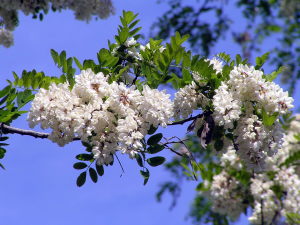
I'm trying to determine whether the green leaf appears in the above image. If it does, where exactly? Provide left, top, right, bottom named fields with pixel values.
left=73, top=57, right=83, bottom=70
left=263, top=66, right=285, bottom=82
left=147, top=144, right=164, bottom=154
left=140, top=168, right=150, bottom=185
left=0, top=163, right=5, bottom=170
left=0, top=137, right=9, bottom=141
left=261, top=109, right=279, bottom=127
left=147, top=156, right=166, bottom=167
left=121, top=11, right=137, bottom=26
left=50, top=49, right=59, bottom=65
left=280, top=150, right=300, bottom=167
left=214, top=139, right=224, bottom=152
left=255, top=52, right=270, bottom=69
left=217, top=52, right=231, bottom=63
left=147, top=125, right=158, bottom=135
left=96, top=164, right=104, bottom=176
left=147, top=133, right=163, bottom=146
left=235, top=54, right=242, bottom=65
left=76, top=171, right=86, bottom=187
left=135, top=154, right=144, bottom=167
left=0, top=147, right=6, bottom=159
left=0, top=85, right=11, bottom=98
left=89, top=168, right=98, bottom=183
left=60, top=50, right=67, bottom=67
left=73, top=162, right=87, bottom=170
left=286, top=212, right=300, bottom=224
left=76, top=154, right=93, bottom=161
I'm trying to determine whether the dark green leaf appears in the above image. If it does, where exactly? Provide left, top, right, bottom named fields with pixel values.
left=140, top=168, right=150, bottom=185
left=0, top=148, right=6, bottom=159
left=73, top=162, right=87, bottom=170
left=135, top=154, right=143, bottom=167
left=76, top=154, right=93, bottom=161
left=147, top=125, right=158, bottom=135
left=147, top=133, right=163, bottom=146
left=76, top=171, right=86, bottom=187
left=147, top=144, right=165, bottom=154
left=0, top=85, right=11, bottom=98
left=89, top=168, right=98, bottom=183
left=96, top=164, right=104, bottom=176
left=0, top=163, right=5, bottom=170
left=147, top=156, right=166, bottom=167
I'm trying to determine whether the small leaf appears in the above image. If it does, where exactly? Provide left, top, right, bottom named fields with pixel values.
left=262, top=108, right=279, bottom=127
left=76, top=171, right=86, bottom=187
left=147, top=125, right=157, bottom=135
left=96, top=164, right=104, bottom=176
left=50, top=49, right=59, bottom=65
left=76, top=154, right=93, bottom=161
left=135, top=154, right=143, bottom=167
left=147, top=144, right=164, bottom=154
left=147, top=133, right=163, bottom=146
left=0, top=148, right=6, bottom=159
left=89, top=168, right=98, bottom=183
left=147, top=156, right=165, bottom=167
left=140, top=169, right=150, bottom=185
left=73, top=162, right=87, bottom=170
left=0, top=163, right=5, bottom=170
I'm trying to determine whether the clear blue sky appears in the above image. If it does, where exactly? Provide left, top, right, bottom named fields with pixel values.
left=0, top=1, right=298, bottom=225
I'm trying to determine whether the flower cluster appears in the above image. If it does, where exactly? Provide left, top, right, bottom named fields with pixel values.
left=28, top=69, right=173, bottom=165
left=204, top=170, right=247, bottom=220
left=0, top=0, right=114, bottom=47
left=201, top=116, right=300, bottom=224
left=0, top=28, right=13, bottom=47
left=173, top=58, right=222, bottom=120
left=213, top=64, right=293, bottom=170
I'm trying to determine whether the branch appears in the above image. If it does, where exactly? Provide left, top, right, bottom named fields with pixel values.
left=0, top=123, right=80, bottom=140
left=168, top=114, right=200, bottom=126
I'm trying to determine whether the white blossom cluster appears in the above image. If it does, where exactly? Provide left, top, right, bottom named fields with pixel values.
left=213, top=64, right=293, bottom=170
left=249, top=167, right=300, bottom=224
left=249, top=174, right=280, bottom=224
left=28, top=69, right=173, bottom=165
left=201, top=116, right=300, bottom=224
left=173, top=82, right=208, bottom=120
left=173, top=58, right=222, bottom=120
left=0, top=28, right=13, bottom=47
left=0, top=0, right=114, bottom=47
left=204, top=170, right=247, bottom=220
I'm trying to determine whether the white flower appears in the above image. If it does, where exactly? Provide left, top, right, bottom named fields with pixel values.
left=0, top=28, right=13, bottom=47
left=28, top=69, right=174, bottom=165
left=174, top=82, right=208, bottom=119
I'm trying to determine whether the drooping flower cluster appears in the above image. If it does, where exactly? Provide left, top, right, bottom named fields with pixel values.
left=28, top=69, right=173, bottom=165
left=213, top=64, right=293, bottom=170
left=173, top=58, right=222, bottom=120
left=173, top=82, right=208, bottom=120
left=201, top=116, right=300, bottom=224
left=204, top=170, right=247, bottom=220
left=0, top=0, right=114, bottom=47
left=0, top=28, right=13, bottom=47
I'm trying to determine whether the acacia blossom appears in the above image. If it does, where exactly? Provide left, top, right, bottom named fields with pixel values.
left=28, top=69, right=173, bottom=165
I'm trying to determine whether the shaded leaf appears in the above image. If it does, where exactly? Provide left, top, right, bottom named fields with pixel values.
left=147, top=156, right=166, bottom=167
left=76, top=171, right=86, bottom=187
left=89, top=168, right=98, bottom=183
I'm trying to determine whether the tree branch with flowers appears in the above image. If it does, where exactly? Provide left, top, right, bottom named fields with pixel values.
left=1, top=11, right=299, bottom=225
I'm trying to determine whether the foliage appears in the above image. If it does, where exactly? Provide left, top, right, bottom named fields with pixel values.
left=0, top=9, right=298, bottom=225
left=152, top=0, right=300, bottom=95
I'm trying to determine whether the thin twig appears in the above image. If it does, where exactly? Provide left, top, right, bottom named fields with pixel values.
left=115, top=153, right=125, bottom=177
left=168, top=115, right=200, bottom=126
left=0, top=123, right=80, bottom=140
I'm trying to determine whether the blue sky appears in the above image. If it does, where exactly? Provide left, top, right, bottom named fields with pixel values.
left=0, top=1, right=298, bottom=225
